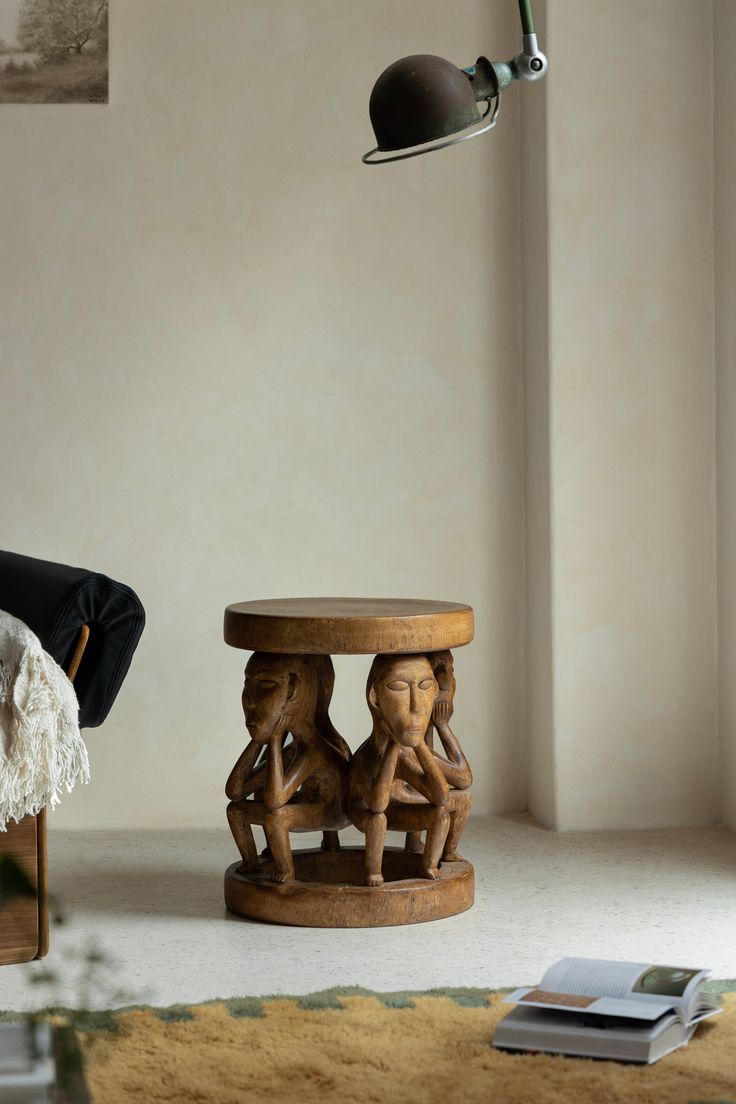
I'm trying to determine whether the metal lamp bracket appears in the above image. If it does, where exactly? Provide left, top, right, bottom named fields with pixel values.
left=513, top=33, right=549, bottom=81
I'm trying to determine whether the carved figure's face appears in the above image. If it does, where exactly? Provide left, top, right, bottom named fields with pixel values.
left=432, top=651, right=456, bottom=722
left=369, top=655, right=437, bottom=748
left=242, top=655, right=297, bottom=744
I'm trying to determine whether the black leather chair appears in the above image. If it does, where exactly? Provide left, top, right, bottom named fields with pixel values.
left=0, top=550, right=145, bottom=965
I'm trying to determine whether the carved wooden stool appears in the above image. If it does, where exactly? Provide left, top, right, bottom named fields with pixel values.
left=223, top=598, right=474, bottom=928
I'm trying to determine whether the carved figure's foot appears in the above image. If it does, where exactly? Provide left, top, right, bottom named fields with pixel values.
left=238, top=859, right=260, bottom=874
left=442, top=850, right=464, bottom=862
left=366, top=873, right=384, bottom=887
left=404, top=835, right=424, bottom=855
left=269, top=869, right=294, bottom=884
left=421, top=867, right=441, bottom=881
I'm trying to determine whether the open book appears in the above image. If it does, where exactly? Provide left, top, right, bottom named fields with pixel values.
left=493, top=958, right=721, bottom=1064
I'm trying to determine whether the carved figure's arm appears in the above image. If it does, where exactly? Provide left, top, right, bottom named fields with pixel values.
left=433, top=721, right=473, bottom=790
left=395, top=750, right=427, bottom=794
left=367, top=740, right=401, bottom=814
left=264, top=733, right=317, bottom=808
left=225, top=741, right=264, bottom=801
left=413, top=739, right=450, bottom=806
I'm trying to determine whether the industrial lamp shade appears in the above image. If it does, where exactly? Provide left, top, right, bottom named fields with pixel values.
left=362, top=1, right=548, bottom=164
left=368, top=54, right=483, bottom=153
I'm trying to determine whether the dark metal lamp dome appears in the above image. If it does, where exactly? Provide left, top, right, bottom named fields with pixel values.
left=363, top=0, right=548, bottom=164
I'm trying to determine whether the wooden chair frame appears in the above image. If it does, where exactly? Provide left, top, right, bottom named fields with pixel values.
left=1, top=624, right=90, bottom=964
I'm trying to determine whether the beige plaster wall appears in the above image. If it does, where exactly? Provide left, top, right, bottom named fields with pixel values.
left=526, top=0, right=719, bottom=829
left=0, top=1, right=527, bottom=829
left=715, top=0, right=736, bottom=830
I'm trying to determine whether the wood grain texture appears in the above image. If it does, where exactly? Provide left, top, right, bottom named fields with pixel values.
left=224, top=598, right=474, bottom=655
left=224, top=848, right=474, bottom=927
left=35, top=806, right=49, bottom=959
left=0, top=815, right=39, bottom=965
left=66, top=624, right=90, bottom=682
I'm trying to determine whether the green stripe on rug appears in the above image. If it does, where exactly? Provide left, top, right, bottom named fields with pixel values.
left=0, top=985, right=509, bottom=1029
left=3, top=986, right=736, bottom=1104
left=2, top=980, right=733, bottom=1031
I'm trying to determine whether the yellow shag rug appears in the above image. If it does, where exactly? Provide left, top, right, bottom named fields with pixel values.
left=78, top=987, right=736, bottom=1104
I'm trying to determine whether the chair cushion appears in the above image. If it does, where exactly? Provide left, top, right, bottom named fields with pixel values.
left=0, top=550, right=145, bottom=729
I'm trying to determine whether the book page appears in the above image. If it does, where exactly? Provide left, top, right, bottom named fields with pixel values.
left=503, top=988, right=674, bottom=1021
left=538, top=958, right=707, bottom=1016
left=629, top=963, right=708, bottom=1019
left=541, top=959, right=651, bottom=1000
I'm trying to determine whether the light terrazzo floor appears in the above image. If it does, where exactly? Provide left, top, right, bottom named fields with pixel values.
left=2, top=816, right=736, bottom=1011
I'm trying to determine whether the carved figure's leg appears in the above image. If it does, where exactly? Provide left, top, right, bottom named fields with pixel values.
left=266, top=801, right=339, bottom=882
left=264, top=806, right=295, bottom=883
left=422, top=807, right=451, bottom=880
left=227, top=801, right=260, bottom=871
left=364, top=811, right=387, bottom=887
left=404, top=831, right=424, bottom=854
left=264, top=807, right=295, bottom=883
left=443, top=790, right=472, bottom=861
left=321, top=830, right=341, bottom=852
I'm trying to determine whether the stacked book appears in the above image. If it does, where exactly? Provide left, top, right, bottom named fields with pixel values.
left=493, top=957, right=720, bottom=1064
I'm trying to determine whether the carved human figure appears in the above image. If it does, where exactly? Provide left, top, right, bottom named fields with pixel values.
left=226, top=653, right=349, bottom=883
left=348, top=653, right=450, bottom=886
left=402, top=650, right=472, bottom=861
left=257, top=654, right=350, bottom=860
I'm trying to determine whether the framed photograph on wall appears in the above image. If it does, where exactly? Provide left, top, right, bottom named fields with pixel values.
left=0, top=0, right=108, bottom=103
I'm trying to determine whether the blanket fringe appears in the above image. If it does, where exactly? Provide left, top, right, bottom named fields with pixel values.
left=0, top=612, right=89, bottom=832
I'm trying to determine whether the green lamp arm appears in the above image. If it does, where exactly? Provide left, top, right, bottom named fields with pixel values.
left=518, top=0, right=535, bottom=36
left=463, top=0, right=547, bottom=100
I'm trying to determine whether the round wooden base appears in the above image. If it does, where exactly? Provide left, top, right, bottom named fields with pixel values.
left=224, top=847, right=474, bottom=928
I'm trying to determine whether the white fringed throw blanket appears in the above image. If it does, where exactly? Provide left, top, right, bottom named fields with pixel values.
left=0, top=610, right=89, bottom=831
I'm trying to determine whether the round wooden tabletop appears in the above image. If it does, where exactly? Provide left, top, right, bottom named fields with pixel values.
left=223, top=597, right=474, bottom=655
